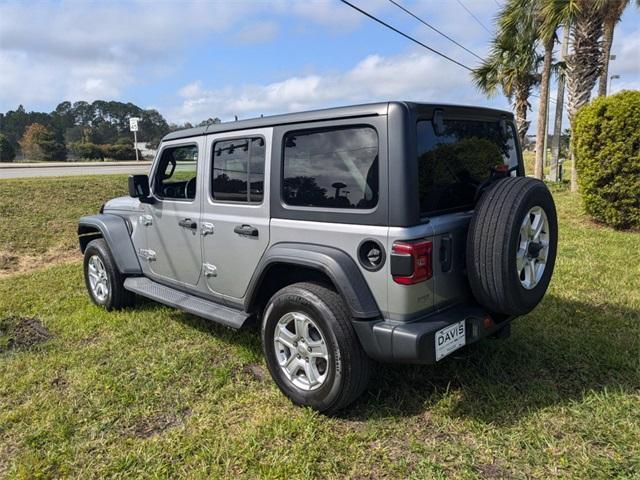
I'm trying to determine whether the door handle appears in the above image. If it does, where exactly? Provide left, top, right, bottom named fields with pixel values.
left=234, top=224, right=259, bottom=237
left=178, top=218, right=197, bottom=230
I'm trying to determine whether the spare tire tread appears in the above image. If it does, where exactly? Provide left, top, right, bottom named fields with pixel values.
left=467, top=177, right=557, bottom=316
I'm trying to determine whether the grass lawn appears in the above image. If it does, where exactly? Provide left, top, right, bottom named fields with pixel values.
left=0, top=175, right=127, bottom=274
left=0, top=176, right=639, bottom=478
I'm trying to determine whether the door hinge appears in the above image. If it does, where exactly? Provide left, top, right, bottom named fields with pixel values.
left=139, top=215, right=153, bottom=226
left=138, top=248, right=156, bottom=261
left=201, top=222, right=214, bottom=236
left=203, top=263, right=217, bottom=278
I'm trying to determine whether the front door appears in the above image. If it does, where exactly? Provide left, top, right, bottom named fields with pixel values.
left=143, top=139, right=204, bottom=287
left=200, top=129, right=271, bottom=301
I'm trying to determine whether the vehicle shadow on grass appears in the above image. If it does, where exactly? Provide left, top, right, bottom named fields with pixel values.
left=345, top=295, right=640, bottom=424
left=138, top=294, right=639, bottom=425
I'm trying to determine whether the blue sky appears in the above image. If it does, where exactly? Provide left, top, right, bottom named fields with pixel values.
left=1, top=0, right=638, bottom=130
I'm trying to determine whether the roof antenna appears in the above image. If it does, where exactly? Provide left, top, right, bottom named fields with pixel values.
left=260, top=114, right=264, bottom=118
left=234, top=115, right=238, bottom=121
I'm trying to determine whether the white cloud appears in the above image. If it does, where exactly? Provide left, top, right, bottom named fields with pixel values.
left=170, top=50, right=488, bottom=123
left=0, top=50, right=132, bottom=106
left=611, top=29, right=640, bottom=76
left=0, top=0, right=339, bottom=109
left=232, top=21, right=279, bottom=45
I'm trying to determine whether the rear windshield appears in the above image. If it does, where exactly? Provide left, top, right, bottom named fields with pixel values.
left=417, top=119, right=519, bottom=215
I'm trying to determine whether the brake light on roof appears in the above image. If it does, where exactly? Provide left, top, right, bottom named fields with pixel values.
left=391, top=240, right=433, bottom=285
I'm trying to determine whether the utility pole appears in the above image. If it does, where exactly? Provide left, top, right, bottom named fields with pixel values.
left=609, top=74, right=621, bottom=94
left=549, top=25, right=569, bottom=183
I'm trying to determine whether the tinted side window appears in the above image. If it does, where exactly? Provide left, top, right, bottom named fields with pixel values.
left=417, top=119, right=518, bottom=215
left=283, top=127, right=378, bottom=209
left=212, top=137, right=265, bottom=203
left=155, top=145, right=198, bottom=200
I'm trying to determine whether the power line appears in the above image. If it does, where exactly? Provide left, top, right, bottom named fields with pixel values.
left=339, top=0, right=473, bottom=71
left=340, top=0, right=562, bottom=108
left=387, top=0, right=484, bottom=61
left=455, top=0, right=492, bottom=34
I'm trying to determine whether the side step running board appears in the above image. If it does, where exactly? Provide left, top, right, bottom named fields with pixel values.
left=124, top=277, right=249, bottom=329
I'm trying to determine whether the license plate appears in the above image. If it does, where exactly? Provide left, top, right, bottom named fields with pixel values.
left=435, top=320, right=466, bottom=361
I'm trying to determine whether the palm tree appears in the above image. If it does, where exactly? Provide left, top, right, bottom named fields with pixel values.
left=473, top=0, right=541, bottom=147
left=497, top=0, right=554, bottom=180
left=598, top=0, right=635, bottom=96
left=540, top=0, right=608, bottom=190
left=533, top=2, right=557, bottom=180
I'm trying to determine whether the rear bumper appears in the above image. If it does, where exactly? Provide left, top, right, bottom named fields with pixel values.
left=352, top=304, right=514, bottom=364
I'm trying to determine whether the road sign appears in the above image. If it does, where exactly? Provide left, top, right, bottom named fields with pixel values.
left=129, top=117, right=140, bottom=161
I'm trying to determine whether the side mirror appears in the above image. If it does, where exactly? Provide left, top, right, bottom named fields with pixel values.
left=128, top=174, right=154, bottom=203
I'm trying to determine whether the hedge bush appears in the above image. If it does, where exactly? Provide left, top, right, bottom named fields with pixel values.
left=69, top=142, right=104, bottom=160
left=574, top=90, right=640, bottom=229
left=68, top=142, right=140, bottom=161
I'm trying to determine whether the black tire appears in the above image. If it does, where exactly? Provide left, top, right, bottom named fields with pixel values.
left=467, top=177, right=558, bottom=316
left=261, top=282, right=372, bottom=414
left=83, top=238, right=135, bottom=311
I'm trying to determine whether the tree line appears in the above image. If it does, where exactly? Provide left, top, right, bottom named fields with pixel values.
left=0, top=100, right=220, bottom=162
left=473, top=0, right=637, bottom=191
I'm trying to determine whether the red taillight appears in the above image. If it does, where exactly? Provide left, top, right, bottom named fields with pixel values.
left=391, top=240, right=433, bottom=285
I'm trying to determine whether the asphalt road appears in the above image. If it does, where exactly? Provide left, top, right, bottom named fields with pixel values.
left=0, top=162, right=152, bottom=179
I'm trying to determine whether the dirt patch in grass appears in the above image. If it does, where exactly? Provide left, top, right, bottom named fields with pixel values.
left=129, top=408, right=192, bottom=439
left=475, top=461, right=512, bottom=479
left=0, top=247, right=80, bottom=278
left=241, top=363, right=267, bottom=382
left=0, top=316, right=53, bottom=352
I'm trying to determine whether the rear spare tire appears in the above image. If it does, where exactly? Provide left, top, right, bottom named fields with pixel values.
left=467, top=177, right=557, bottom=316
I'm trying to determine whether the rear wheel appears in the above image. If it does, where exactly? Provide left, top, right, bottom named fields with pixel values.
left=83, top=238, right=134, bottom=310
left=262, top=282, right=371, bottom=414
left=467, top=177, right=558, bottom=315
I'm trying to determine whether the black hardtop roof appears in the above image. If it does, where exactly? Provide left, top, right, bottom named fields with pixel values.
left=162, top=101, right=513, bottom=142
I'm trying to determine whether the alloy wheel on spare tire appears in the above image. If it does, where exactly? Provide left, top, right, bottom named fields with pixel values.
left=466, top=177, right=558, bottom=316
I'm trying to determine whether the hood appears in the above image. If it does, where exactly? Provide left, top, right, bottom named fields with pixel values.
left=103, top=196, right=142, bottom=213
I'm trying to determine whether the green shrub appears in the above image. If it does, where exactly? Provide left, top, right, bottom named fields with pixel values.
left=69, top=142, right=104, bottom=160
left=574, top=90, right=640, bottom=229
left=39, top=140, right=67, bottom=161
left=102, top=143, right=137, bottom=160
left=69, top=142, right=139, bottom=161
left=0, top=134, right=16, bottom=162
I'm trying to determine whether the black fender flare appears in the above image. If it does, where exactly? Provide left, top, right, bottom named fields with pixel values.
left=78, top=214, right=142, bottom=275
left=245, top=242, right=381, bottom=319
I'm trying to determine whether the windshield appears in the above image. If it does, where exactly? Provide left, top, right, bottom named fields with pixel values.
left=417, top=118, right=519, bottom=216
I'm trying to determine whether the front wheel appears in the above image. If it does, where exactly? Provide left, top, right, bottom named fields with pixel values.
left=83, top=238, right=134, bottom=311
left=261, top=282, right=372, bottom=414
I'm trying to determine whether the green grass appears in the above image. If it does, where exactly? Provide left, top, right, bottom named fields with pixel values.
left=0, top=175, right=128, bottom=257
left=0, top=180, right=639, bottom=478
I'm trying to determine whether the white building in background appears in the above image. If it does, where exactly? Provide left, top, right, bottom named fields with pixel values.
left=135, top=142, right=157, bottom=159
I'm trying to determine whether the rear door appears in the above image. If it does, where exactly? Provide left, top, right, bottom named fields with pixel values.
left=200, top=128, right=271, bottom=301
left=143, top=139, right=204, bottom=286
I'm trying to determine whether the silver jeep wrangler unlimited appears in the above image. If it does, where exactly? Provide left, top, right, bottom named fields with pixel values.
left=79, top=102, right=557, bottom=413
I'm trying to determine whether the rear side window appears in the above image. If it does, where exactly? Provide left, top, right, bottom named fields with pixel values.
left=417, top=119, right=518, bottom=215
left=212, top=137, right=265, bottom=203
left=283, top=126, right=378, bottom=209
